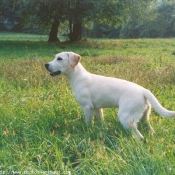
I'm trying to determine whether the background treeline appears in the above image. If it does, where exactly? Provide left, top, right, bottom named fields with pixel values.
left=86, top=1, right=175, bottom=39
left=0, top=0, right=175, bottom=41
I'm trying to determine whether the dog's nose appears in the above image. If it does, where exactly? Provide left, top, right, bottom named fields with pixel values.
left=45, top=63, right=49, bottom=70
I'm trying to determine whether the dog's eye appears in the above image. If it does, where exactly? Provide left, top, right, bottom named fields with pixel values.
left=57, top=57, right=62, bottom=61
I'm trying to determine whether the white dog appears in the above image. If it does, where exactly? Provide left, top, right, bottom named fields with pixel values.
left=45, top=51, right=175, bottom=139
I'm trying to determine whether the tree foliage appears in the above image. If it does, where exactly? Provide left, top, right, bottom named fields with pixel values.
left=0, top=0, right=28, bottom=30
left=1, top=0, right=148, bottom=41
left=120, top=0, right=175, bottom=38
left=1, top=0, right=174, bottom=40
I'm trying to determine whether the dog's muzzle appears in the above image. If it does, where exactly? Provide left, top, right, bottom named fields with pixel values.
left=45, top=63, right=61, bottom=76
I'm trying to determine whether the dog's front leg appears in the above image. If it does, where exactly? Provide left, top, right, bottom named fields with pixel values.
left=82, top=106, right=94, bottom=124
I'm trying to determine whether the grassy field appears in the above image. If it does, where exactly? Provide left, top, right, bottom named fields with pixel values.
left=0, top=32, right=175, bottom=174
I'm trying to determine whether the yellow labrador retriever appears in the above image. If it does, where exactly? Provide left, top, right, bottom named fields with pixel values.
left=45, top=52, right=175, bottom=139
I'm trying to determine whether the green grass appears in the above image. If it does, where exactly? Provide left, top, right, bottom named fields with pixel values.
left=0, top=32, right=175, bottom=174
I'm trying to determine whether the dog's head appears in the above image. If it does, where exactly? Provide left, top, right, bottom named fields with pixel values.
left=45, top=52, right=81, bottom=76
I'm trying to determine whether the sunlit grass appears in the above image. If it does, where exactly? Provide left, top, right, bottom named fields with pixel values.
left=0, top=31, right=48, bottom=41
left=0, top=32, right=175, bottom=174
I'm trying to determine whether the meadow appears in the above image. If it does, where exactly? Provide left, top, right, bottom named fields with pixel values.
left=0, top=32, right=175, bottom=175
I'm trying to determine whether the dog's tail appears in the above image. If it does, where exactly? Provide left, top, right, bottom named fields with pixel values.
left=143, top=89, right=175, bottom=118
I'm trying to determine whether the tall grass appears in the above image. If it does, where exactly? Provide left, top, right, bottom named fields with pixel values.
left=0, top=32, right=175, bottom=174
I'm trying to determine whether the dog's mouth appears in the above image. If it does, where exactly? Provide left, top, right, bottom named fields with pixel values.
left=50, top=71, right=61, bottom=76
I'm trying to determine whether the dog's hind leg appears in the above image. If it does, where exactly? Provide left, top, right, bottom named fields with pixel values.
left=95, top=108, right=104, bottom=121
left=142, top=101, right=155, bottom=135
left=130, top=122, right=144, bottom=140
left=118, top=109, right=144, bottom=139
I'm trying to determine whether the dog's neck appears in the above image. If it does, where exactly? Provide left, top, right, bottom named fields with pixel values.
left=65, top=62, right=88, bottom=88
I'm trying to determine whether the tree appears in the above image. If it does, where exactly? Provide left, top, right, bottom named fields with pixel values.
left=27, top=0, right=87, bottom=42
left=28, top=0, right=134, bottom=42
left=68, top=0, right=85, bottom=41
left=0, top=0, right=154, bottom=41
left=120, top=1, right=158, bottom=38
left=27, top=0, right=68, bottom=42
left=0, top=0, right=28, bottom=31
left=119, top=0, right=175, bottom=38
left=68, top=0, right=133, bottom=41
left=28, top=0, right=150, bottom=42
left=156, top=1, right=175, bottom=37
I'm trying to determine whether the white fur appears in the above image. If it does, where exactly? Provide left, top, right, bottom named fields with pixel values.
left=45, top=52, right=175, bottom=139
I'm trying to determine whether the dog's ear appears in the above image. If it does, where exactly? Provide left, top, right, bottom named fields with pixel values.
left=68, top=52, right=81, bottom=68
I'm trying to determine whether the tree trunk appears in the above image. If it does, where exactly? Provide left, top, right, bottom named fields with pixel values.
left=69, top=21, right=82, bottom=42
left=68, top=0, right=82, bottom=42
left=48, top=20, right=60, bottom=42
left=73, top=22, right=82, bottom=41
